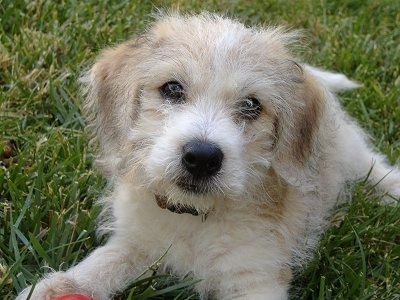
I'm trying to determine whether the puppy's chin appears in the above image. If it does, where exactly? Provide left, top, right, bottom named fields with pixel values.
left=176, top=180, right=208, bottom=195
left=153, top=180, right=221, bottom=214
left=175, top=175, right=219, bottom=195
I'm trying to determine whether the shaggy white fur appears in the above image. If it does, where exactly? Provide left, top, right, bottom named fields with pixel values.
left=17, top=13, right=400, bottom=300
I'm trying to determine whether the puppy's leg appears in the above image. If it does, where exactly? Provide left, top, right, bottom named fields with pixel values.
left=214, top=271, right=289, bottom=300
left=202, top=249, right=292, bottom=300
left=337, top=121, right=400, bottom=203
left=222, top=283, right=288, bottom=300
left=17, top=241, right=146, bottom=300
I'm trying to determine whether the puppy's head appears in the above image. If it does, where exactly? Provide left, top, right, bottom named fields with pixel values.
left=82, top=13, right=326, bottom=212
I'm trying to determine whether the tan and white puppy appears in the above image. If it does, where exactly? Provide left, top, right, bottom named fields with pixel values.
left=18, top=13, right=400, bottom=300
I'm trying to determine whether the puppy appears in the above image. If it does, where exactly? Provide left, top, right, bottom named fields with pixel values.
left=17, top=13, right=400, bottom=300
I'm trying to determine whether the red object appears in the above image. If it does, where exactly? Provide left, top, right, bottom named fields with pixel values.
left=53, top=294, right=94, bottom=300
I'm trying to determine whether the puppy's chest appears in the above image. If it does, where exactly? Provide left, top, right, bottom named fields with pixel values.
left=135, top=207, right=282, bottom=265
left=117, top=196, right=296, bottom=273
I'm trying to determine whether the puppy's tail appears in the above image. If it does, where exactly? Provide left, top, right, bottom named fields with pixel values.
left=304, top=65, right=360, bottom=93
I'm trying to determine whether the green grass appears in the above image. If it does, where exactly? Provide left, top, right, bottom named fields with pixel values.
left=1, top=0, right=399, bottom=299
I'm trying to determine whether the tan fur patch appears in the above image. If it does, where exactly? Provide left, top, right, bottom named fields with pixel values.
left=278, top=266, right=293, bottom=285
left=293, top=74, right=324, bottom=162
left=257, top=167, right=290, bottom=220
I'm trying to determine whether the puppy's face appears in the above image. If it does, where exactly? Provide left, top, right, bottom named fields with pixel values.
left=83, top=14, right=324, bottom=212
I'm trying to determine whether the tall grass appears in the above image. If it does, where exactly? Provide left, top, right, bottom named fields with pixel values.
left=1, top=0, right=399, bottom=299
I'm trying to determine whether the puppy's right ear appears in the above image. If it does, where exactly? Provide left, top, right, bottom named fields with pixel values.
left=80, top=38, right=149, bottom=176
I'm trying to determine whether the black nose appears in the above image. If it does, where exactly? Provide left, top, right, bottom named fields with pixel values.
left=182, top=140, right=224, bottom=178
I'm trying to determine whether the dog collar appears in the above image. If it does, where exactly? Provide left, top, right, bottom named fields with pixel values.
left=155, top=194, right=208, bottom=221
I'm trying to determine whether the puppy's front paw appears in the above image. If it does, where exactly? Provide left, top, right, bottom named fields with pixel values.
left=16, top=272, right=91, bottom=300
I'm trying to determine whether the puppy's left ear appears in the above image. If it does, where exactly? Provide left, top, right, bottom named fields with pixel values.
left=272, top=63, right=327, bottom=180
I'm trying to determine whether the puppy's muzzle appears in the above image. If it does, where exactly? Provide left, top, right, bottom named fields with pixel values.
left=182, top=140, right=224, bottom=179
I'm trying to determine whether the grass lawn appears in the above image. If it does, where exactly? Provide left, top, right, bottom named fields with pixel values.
left=1, top=0, right=399, bottom=299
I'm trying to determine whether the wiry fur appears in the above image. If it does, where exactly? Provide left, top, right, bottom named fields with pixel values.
left=18, top=13, right=400, bottom=300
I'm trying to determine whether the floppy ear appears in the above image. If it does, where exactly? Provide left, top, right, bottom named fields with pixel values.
left=272, top=63, right=327, bottom=182
left=81, top=38, right=149, bottom=176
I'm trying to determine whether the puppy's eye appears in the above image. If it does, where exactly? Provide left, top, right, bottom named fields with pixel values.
left=238, top=97, right=262, bottom=120
left=159, top=81, right=185, bottom=103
